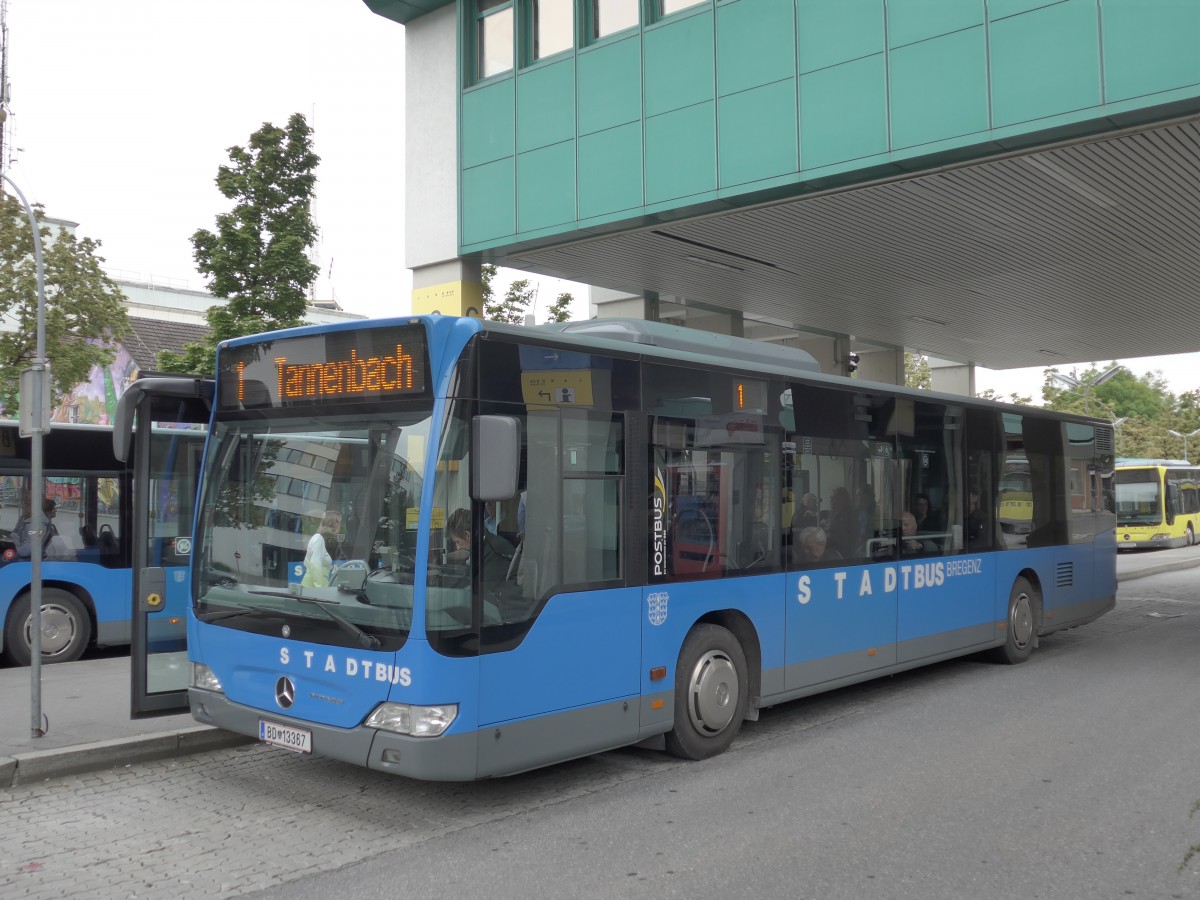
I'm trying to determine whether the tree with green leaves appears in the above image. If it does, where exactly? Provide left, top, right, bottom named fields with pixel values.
left=904, top=352, right=931, bottom=390
left=0, top=194, right=129, bottom=414
left=159, top=113, right=320, bottom=375
left=482, top=264, right=575, bottom=324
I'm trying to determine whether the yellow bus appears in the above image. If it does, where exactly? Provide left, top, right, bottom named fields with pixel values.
left=1114, top=460, right=1200, bottom=549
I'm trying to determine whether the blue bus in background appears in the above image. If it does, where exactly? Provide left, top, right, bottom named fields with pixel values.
left=117, top=315, right=1117, bottom=777
left=0, top=421, right=202, bottom=670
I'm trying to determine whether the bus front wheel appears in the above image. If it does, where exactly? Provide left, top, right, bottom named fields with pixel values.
left=991, top=577, right=1038, bottom=665
left=665, top=624, right=749, bottom=760
left=4, top=590, right=92, bottom=666
left=1187, top=524, right=1195, bottom=547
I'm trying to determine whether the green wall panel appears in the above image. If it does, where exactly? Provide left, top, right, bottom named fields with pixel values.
left=716, top=0, right=795, bottom=97
left=461, top=158, right=516, bottom=245
left=461, top=80, right=515, bottom=170
left=646, top=102, right=717, bottom=203
left=1103, top=0, right=1200, bottom=103
left=796, top=0, right=884, bottom=75
left=455, top=0, right=1200, bottom=254
left=800, top=53, right=887, bottom=168
left=887, top=0, right=983, bottom=48
left=517, top=60, right=576, bottom=153
left=518, top=142, right=576, bottom=231
left=719, top=79, right=799, bottom=185
left=889, top=27, right=989, bottom=149
left=644, top=12, right=716, bottom=117
left=991, top=0, right=1101, bottom=128
left=988, top=0, right=1061, bottom=20
left=577, top=36, right=642, bottom=136
left=578, top=122, right=644, bottom=218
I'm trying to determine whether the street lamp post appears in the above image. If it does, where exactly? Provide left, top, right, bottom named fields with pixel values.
left=3, top=172, right=49, bottom=739
left=1112, top=416, right=1128, bottom=455
left=1050, top=365, right=1124, bottom=415
left=1167, top=427, right=1200, bottom=463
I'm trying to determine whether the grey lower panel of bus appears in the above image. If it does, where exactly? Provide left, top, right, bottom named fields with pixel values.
left=96, top=621, right=128, bottom=647
left=191, top=689, right=480, bottom=780
left=190, top=597, right=1114, bottom=780
left=762, top=597, right=1114, bottom=711
left=191, top=688, right=649, bottom=781
left=1043, top=593, right=1115, bottom=634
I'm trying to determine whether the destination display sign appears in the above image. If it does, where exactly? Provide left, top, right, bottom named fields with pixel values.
left=217, top=326, right=429, bottom=410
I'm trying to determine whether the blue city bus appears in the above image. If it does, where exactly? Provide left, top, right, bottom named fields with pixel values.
left=117, top=316, right=1117, bottom=776
left=0, top=420, right=201, bottom=668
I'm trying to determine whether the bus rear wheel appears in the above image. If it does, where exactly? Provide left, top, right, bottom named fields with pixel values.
left=1187, top=524, right=1195, bottom=547
left=665, top=624, right=748, bottom=760
left=3, top=590, right=92, bottom=666
left=991, top=577, right=1038, bottom=665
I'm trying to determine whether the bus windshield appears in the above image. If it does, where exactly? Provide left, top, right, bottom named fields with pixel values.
left=1114, top=468, right=1161, bottom=525
left=195, top=410, right=434, bottom=650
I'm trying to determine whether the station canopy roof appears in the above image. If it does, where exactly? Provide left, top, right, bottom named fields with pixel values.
left=504, top=116, right=1200, bottom=371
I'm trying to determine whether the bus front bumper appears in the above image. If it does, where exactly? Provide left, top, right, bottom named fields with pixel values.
left=189, top=688, right=481, bottom=781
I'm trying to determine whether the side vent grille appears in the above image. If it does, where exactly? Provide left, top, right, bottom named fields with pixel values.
left=1095, top=426, right=1115, bottom=456
left=1056, top=561, right=1074, bottom=589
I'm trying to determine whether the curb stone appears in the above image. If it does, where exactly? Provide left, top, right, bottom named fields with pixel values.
left=1, top=726, right=253, bottom=788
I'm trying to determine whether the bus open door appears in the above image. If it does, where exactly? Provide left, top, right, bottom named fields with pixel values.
left=113, top=377, right=212, bottom=717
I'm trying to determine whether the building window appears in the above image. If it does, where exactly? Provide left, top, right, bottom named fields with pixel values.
left=591, top=0, right=638, bottom=40
left=477, top=0, right=515, bottom=80
left=534, top=0, right=573, bottom=59
left=658, top=0, right=705, bottom=16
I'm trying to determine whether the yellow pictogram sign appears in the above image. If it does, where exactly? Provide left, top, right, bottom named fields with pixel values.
left=520, top=371, right=595, bottom=409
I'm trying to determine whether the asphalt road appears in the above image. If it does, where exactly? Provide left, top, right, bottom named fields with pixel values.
left=2, top=568, right=1198, bottom=900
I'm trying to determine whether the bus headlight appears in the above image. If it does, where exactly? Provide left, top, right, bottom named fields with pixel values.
left=365, top=702, right=457, bottom=737
left=191, top=663, right=224, bottom=693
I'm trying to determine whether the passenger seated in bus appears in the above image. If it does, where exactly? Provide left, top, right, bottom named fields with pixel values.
left=447, top=507, right=516, bottom=585
left=14, top=498, right=75, bottom=561
left=900, top=511, right=939, bottom=554
left=913, top=493, right=942, bottom=533
left=794, top=526, right=842, bottom=564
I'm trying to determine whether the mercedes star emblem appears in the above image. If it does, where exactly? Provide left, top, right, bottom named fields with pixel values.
left=275, top=676, right=296, bottom=709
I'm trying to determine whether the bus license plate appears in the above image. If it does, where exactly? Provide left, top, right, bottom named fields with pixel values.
left=259, top=719, right=312, bottom=753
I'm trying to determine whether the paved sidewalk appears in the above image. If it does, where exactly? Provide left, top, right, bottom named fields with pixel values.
left=1, top=544, right=1197, bottom=788
left=0, top=655, right=250, bottom=788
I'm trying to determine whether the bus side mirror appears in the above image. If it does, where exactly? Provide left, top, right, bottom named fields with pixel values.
left=472, top=416, right=520, bottom=502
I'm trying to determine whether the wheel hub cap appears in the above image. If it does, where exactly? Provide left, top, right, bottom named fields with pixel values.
left=688, top=650, right=738, bottom=736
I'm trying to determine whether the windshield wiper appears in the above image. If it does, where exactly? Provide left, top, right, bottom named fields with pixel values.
left=294, top=596, right=381, bottom=650
left=197, top=603, right=287, bottom=623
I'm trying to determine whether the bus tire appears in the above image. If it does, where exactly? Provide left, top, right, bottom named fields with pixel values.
left=665, top=624, right=749, bottom=760
left=1187, top=524, right=1195, bottom=547
left=3, top=590, right=92, bottom=666
left=991, top=577, right=1038, bottom=665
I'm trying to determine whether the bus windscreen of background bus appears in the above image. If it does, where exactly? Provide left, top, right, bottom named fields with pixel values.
left=1114, top=460, right=1200, bottom=549
left=163, top=316, right=1116, bottom=781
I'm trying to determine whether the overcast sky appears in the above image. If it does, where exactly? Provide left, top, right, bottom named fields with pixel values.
left=4, top=0, right=1195, bottom=401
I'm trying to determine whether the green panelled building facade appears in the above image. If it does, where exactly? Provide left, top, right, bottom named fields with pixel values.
left=366, top=0, right=1200, bottom=382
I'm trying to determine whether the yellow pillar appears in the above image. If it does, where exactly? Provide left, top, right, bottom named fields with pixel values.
left=411, top=259, right=484, bottom=318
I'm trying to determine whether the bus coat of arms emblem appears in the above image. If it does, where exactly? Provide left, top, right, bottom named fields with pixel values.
left=647, top=591, right=669, bottom=626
